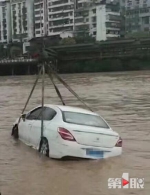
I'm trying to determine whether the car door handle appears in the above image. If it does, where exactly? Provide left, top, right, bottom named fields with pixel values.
left=28, top=124, right=32, bottom=126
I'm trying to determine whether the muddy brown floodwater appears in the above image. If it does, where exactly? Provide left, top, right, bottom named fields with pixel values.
left=0, top=71, right=150, bottom=195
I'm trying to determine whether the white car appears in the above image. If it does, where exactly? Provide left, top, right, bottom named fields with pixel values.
left=11, top=105, right=122, bottom=159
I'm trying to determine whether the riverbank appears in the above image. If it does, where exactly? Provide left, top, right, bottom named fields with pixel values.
left=1, top=58, right=150, bottom=75
left=58, top=59, right=150, bottom=73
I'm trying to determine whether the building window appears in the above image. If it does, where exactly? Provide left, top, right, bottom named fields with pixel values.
left=2, top=7, right=5, bottom=12
left=142, top=16, right=149, bottom=24
left=144, top=27, right=149, bottom=31
left=12, top=4, right=16, bottom=11
left=140, top=8, right=149, bottom=13
left=135, top=0, right=140, bottom=4
left=86, top=18, right=89, bottom=22
left=36, top=31, right=41, bottom=34
left=18, top=3, right=21, bottom=10
left=92, top=16, right=96, bottom=23
left=92, top=9, right=96, bottom=14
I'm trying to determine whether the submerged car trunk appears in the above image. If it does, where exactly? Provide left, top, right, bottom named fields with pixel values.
left=66, top=124, right=119, bottom=148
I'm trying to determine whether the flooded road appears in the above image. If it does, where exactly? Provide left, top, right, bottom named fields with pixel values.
left=0, top=71, right=150, bottom=195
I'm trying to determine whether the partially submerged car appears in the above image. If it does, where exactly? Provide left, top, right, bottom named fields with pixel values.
left=11, top=105, right=122, bottom=159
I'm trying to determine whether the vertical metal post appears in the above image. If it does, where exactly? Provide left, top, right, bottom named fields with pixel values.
left=18, top=65, right=42, bottom=125
left=41, top=63, right=45, bottom=138
left=55, top=59, right=58, bottom=72
left=21, top=66, right=42, bottom=114
left=12, top=66, right=14, bottom=76
left=27, top=65, right=30, bottom=75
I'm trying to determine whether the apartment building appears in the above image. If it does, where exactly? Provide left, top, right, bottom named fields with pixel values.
left=34, top=0, right=120, bottom=40
left=0, top=0, right=121, bottom=45
left=0, top=0, right=34, bottom=44
left=34, top=0, right=75, bottom=38
left=0, top=0, right=11, bottom=43
left=48, top=0, right=75, bottom=36
left=125, top=0, right=150, bottom=33
left=74, top=0, right=121, bottom=41
left=10, top=0, right=34, bottom=42
left=34, top=0, right=47, bottom=37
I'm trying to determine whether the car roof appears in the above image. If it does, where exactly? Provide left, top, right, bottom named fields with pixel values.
left=44, top=104, right=98, bottom=115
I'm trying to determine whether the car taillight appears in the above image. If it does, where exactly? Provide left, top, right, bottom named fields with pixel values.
left=58, top=127, right=76, bottom=141
left=115, top=137, right=122, bottom=147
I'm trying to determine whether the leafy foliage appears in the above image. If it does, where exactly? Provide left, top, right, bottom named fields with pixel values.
left=59, top=37, right=76, bottom=45
left=126, top=32, right=150, bottom=38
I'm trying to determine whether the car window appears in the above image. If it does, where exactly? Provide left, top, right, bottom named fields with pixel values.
left=26, top=107, right=42, bottom=120
left=39, top=107, right=56, bottom=121
left=62, top=111, right=109, bottom=128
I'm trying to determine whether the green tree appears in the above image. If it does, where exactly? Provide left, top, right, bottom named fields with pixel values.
left=59, top=37, right=76, bottom=45
left=125, top=32, right=150, bottom=38
left=74, top=26, right=95, bottom=44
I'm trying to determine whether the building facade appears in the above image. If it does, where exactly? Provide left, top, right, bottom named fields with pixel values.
left=125, top=0, right=150, bottom=33
left=34, top=0, right=75, bottom=38
left=0, top=0, right=121, bottom=46
left=0, top=0, right=34, bottom=44
left=48, top=0, right=75, bottom=36
left=10, top=0, right=34, bottom=42
left=74, top=0, right=120, bottom=41
left=34, top=0, right=47, bottom=37
left=96, top=4, right=120, bottom=40
left=0, top=0, right=11, bottom=43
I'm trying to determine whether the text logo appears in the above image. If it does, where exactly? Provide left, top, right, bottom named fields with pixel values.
left=108, top=173, right=144, bottom=189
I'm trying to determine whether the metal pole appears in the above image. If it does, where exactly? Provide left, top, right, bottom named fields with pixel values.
left=21, top=66, right=42, bottom=114
left=12, top=66, right=14, bottom=76
left=41, top=64, right=45, bottom=138
left=17, top=65, right=42, bottom=125
left=27, top=65, right=30, bottom=75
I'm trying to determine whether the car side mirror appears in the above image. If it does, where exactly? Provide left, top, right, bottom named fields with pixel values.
left=21, top=114, right=26, bottom=122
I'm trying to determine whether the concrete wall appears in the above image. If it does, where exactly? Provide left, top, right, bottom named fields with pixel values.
left=0, top=1, right=11, bottom=43
left=6, top=1, right=12, bottom=43
left=96, top=5, right=107, bottom=41
left=26, top=0, right=34, bottom=40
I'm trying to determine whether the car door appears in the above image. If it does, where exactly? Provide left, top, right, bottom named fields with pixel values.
left=19, top=116, right=32, bottom=144
left=29, top=107, right=57, bottom=149
left=19, top=107, right=43, bottom=145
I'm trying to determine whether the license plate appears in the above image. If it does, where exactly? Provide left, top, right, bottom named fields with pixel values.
left=86, top=149, right=104, bottom=158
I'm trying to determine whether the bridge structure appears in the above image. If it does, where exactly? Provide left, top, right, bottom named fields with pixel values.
left=50, top=38, right=150, bottom=61
left=0, top=58, right=37, bottom=64
left=1, top=38, right=150, bottom=75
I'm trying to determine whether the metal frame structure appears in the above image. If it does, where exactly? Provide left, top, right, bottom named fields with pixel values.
left=16, top=0, right=94, bottom=139
left=18, top=62, right=93, bottom=139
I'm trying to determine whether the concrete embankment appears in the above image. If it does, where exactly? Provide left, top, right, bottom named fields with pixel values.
left=0, top=58, right=150, bottom=75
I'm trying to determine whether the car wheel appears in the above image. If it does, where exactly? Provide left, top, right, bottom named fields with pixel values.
left=11, top=125, right=19, bottom=139
left=39, top=138, right=49, bottom=157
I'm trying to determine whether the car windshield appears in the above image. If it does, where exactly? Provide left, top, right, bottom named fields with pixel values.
left=62, top=111, right=109, bottom=128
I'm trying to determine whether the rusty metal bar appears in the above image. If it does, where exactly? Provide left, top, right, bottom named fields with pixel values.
left=18, top=65, right=42, bottom=125
left=21, top=66, right=42, bottom=115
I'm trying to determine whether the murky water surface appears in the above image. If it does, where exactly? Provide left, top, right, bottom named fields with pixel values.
left=0, top=71, right=150, bottom=195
